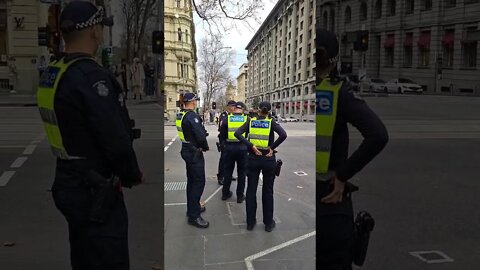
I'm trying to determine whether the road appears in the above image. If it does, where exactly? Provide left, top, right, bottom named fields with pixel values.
left=0, top=101, right=164, bottom=269
left=351, top=94, right=480, bottom=270
left=164, top=122, right=316, bottom=270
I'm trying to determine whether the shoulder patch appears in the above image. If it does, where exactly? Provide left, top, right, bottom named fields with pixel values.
left=194, top=118, right=199, bottom=123
left=93, top=80, right=109, bottom=97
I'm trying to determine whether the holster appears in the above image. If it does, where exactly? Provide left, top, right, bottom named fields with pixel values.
left=275, top=159, right=283, bottom=176
left=85, top=170, right=120, bottom=224
left=352, top=211, right=375, bottom=266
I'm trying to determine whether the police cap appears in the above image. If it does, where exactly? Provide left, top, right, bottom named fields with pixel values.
left=236, top=101, right=246, bottom=110
left=60, top=1, right=114, bottom=34
left=183, top=92, right=200, bottom=102
left=316, top=28, right=339, bottom=63
left=258, top=101, right=272, bottom=111
left=227, top=100, right=236, bottom=106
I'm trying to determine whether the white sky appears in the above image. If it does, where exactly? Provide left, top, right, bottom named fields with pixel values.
left=193, top=0, right=278, bottom=83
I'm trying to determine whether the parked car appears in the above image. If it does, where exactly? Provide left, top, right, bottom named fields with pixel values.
left=278, top=117, right=299, bottom=122
left=384, top=78, right=423, bottom=94
left=363, top=78, right=386, bottom=92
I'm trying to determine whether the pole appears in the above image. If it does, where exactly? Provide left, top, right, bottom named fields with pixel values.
left=154, top=0, right=161, bottom=98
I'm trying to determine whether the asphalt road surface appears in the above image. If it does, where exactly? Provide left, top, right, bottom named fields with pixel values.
left=0, top=101, right=164, bottom=270
left=164, top=122, right=316, bottom=270
left=351, top=95, right=480, bottom=270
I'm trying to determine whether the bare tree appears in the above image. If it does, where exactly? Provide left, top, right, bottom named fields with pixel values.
left=193, top=0, right=270, bottom=33
left=198, top=35, right=234, bottom=111
left=121, top=0, right=157, bottom=61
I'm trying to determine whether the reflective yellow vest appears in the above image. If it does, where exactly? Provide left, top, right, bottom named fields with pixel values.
left=37, top=57, right=94, bottom=160
left=316, top=78, right=343, bottom=174
left=227, top=114, right=247, bottom=142
left=248, top=117, right=272, bottom=150
left=176, top=111, right=188, bottom=142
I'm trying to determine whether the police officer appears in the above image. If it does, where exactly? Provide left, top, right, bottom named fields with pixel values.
left=37, top=2, right=143, bottom=269
left=217, top=100, right=237, bottom=185
left=316, top=29, right=389, bottom=269
left=234, top=101, right=287, bottom=232
left=176, top=92, right=210, bottom=228
left=219, top=102, right=248, bottom=203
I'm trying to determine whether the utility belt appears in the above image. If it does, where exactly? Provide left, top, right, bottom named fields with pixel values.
left=317, top=175, right=375, bottom=267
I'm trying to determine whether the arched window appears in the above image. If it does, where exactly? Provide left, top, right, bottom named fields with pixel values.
left=323, top=11, right=328, bottom=29
left=374, top=0, right=382, bottom=19
left=406, top=0, right=414, bottom=14
left=387, top=0, right=396, bottom=16
left=360, top=2, right=368, bottom=21
left=330, top=10, right=335, bottom=31
left=345, top=6, right=352, bottom=24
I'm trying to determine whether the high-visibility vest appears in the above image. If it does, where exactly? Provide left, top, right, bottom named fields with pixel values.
left=176, top=111, right=188, bottom=142
left=37, top=57, right=94, bottom=160
left=316, top=78, right=343, bottom=174
left=227, top=114, right=247, bottom=142
left=248, top=117, right=272, bottom=150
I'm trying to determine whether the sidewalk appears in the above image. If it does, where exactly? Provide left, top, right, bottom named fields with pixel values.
left=0, top=94, right=37, bottom=107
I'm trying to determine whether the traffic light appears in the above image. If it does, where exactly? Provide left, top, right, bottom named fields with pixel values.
left=38, top=27, right=49, bottom=46
left=152, top=30, right=164, bottom=54
left=212, top=102, right=216, bottom=109
left=354, top=30, right=369, bottom=51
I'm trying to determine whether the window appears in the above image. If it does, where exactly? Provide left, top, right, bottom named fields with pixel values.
left=300, top=35, right=303, bottom=43
left=288, top=44, right=291, bottom=51
left=445, top=0, right=456, bottom=7
left=374, top=0, right=382, bottom=18
left=360, top=2, right=368, bottom=21
left=289, top=32, right=291, bottom=40
left=387, top=0, right=396, bottom=16
left=307, top=57, right=311, bottom=66
left=308, top=30, right=312, bottom=39
left=323, top=11, right=328, bottom=28
left=418, top=31, right=431, bottom=66
left=185, top=30, right=188, bottom=43
left=330, top=10, right=335, bottom=31
left=406, top=0, right=414, bottom=14
left=462, top=31, right=477, bottom=68
left=345, top=6, right=352, bottom=24
left=300, top=21, right=303, bottom=30
left=384, top=34, right=395, bottom=66
left=442, top=30, right=454, bottom=67
left=177, top=28, right=182, bottom=41
left=176, top=0, right=181, bottom=8
left=422, top=0, right=432, bottom=10
left=301, top=7, right=304, bottom=16
left=309, top=15, right=312, bottom=25
left=404, top=33, right=413, bottom=67
left=298, top=60, right=302, bottom=67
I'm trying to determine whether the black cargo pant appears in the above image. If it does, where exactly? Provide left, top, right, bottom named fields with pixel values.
left=52, top=169, right=129, bottom=270
left=181, top=147, right=206, bottom=219
left=245, top=156, right=276, bottom=226
left=317, top=180, right=354, bottom=270
left=222, top=144, right=247, bottom=197
left=217, top=148, right=226, bottom=180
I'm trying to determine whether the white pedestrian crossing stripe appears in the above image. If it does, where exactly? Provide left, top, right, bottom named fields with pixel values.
left=164, top=182, right=187, bottom=191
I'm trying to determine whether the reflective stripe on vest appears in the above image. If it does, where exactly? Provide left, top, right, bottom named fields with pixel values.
left=37, top=57, right=94, bottom=160
left=227, top=114, right=247, bottom=142
left=176, top=111, right=187, bottom=142
left=316, top=78, right=343, bottom=174
left=248, top=117, right=272, bottom=150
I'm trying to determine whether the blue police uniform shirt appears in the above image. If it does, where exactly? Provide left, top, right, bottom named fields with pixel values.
left=53, top=53, right=141, bottom=184
left=181, top=110, right=209, bottom=150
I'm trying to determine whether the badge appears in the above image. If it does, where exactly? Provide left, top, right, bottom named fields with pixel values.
left=93, top=81, right=109, bottom=97
left=194, top=118, right=199, bottom=124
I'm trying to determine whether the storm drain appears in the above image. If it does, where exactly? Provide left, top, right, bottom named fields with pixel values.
left=409, top=250, right=454, bottom=264
left=164, top=182, right=187, bottom=191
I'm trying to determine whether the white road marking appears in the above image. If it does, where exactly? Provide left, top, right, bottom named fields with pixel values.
left=171, top=136, right=177, bottom=142
left=22, top=144, right=37, bottom=155
left=204, top=186, right=222, bottom=203
left=409, top=250, right=454, bottom=264
left=164, top=202, right=187, bottom=206
left=0, top=171, right=15, bottom=186
left=167, top=142, right=173, bottom=146
left=164, top=146, right=169, bottom=152
left=244, top=231, right=316, bottom=270
left=296, top=186, right=303, bottom=189
left=164, top=137, right=177, bottom=152
left=294, top=171, right=308, bottom=176
left=10, top=157, right=28, bottom=168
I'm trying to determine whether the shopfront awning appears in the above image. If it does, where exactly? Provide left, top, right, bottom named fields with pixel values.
left=384, top=35, right=395, bottom=49
left=418, top=31, right=431, bottom=48
left=442, top=31, right=455, bottom=48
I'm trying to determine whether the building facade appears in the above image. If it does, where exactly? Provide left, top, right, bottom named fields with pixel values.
left=235, top=63, right=247, bottom=103
left=246, top=0, right=316, bottom=121
left=164, top=0, right=197, bottom=121
left=0, top=0, right=51, bottom=94
left=225, top=81, right=236, bottom=101
left=318, top=0, right=480, bottom=95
